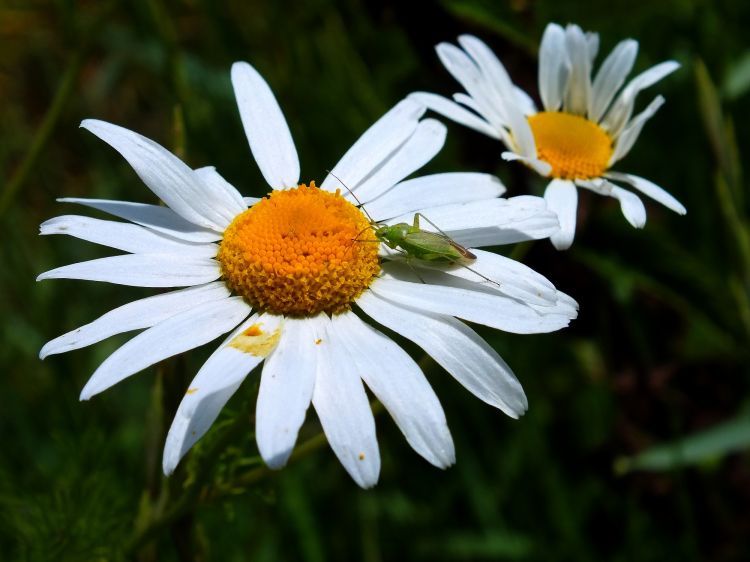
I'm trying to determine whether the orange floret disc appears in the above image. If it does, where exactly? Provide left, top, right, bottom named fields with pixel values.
left=527, top=111, right=614, bottom=180
left=217, top=183, right=380, bottom=316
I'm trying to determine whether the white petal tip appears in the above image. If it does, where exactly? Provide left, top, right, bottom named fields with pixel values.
left=230, top=61, right=250, bottom=73
left=434, top=452, right=456, bottom=469
left=79, top=119, right=105, bottom=132
left=357, top=478, right=379, bottom=490
left=406, top=92, right=427, bottom=108
left=262, top=452, right=292, bottom=470
left=79, top=383, right=100, bottom=401
left=550, top=235, right=574, bottom=251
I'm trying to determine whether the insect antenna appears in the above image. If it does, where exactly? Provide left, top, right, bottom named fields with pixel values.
left=462, top=264, right=503, bottom=290
left=325, top=169, right=377, bottom=225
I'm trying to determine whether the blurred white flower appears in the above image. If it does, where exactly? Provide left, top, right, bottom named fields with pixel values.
left=411, top=24, right=686, bottom=250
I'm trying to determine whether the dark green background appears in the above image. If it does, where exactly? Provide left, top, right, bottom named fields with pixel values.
left=2, top=0, right=749, bottom=560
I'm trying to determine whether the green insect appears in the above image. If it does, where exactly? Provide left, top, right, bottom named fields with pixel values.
left=327, top=172, right=500, bottom=287
left=372, top=212, right=476, bottom=266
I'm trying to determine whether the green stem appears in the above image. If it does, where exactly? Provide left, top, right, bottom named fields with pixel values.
left=0, top=50, right=84, bottom=217
left=0, top=2, right=114, bottom=216
left=125, top=401, right=385, bottom=554
left=124, top=409, right=249, bottom=555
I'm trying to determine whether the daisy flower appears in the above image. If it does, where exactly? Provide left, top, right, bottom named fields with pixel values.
left=410, top=24, right=686, bottom=250
left=38, top=62, right=577, bottom=488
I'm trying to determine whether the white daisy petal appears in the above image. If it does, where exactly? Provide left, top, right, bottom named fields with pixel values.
left=589, top=39, right=638, bottom=123
left=367, top=173, right=505, bottom=221
left=451, top=92, right=517, bottom=148
left=602, top=60, right=680, bottom=137
left=611, top=186, right=647, bottom=228
left=457, top=35, right=536, bottom=156
left=501, top=152, right=553, bottom=176
left=370, top=277, right=573, bottom=334
left=434, top=42, right=508, bottom=131
left=321, top=99, right=425, bottom=192
left=394, top=263, right=578, bottom=317
left=40, top=215, right=218, bottom=257
left=527, top=289, right=580, bottom=317
left=605, top=172, right=686, bottom=215
left=37, top=254, right=220, bottom=287
left=256, top=317, right=320, bottom=469
left=408, top=93, right=501, bottom=140
left=385, top=196, right=559, bottom=247
left=581, top=179, right=647, bottom=228
left=610, top=95, right=665, bottom=163
left=514, top=86, right=537, bottom=115
left=243, top=196, right=261, bottom=207
left=586, top=31, right=600, bottom=62
left=162, top=313, right=281, bottom=475
left=544, top=179, right=579, bottom=251
left=230, top=62, right=300, bottom=189
left=538, top=23, right=569, bottom=111
left=576, top=177, right=611, bottom=196
left=353, top=119, right=447, bottom=203
left=312, top=316, right=380, bottom=489
left=80, top=297, right=252, bottom=400
left=452, top=92, right=481, bottom=113
left=40, top=282, right=230, bottom=359
left=80, top=120, right=234, bottom=231
left=413, top=248, right=558, bottom=306
left=356, top=291, right=527, bottom=417
left=57, top=198, right=221, bottom=243
left=562, top=24, right=593, bottom=115
left=331, top=311, right=455, bottom=468
left=193, top=166, right=248, bottom=217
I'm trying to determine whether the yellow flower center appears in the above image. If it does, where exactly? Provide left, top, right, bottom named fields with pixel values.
left=527, top=112, right=613, bottom=179
left=217, top=183, right=380, bottom=316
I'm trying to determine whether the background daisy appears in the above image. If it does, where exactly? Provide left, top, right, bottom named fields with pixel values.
left=411, top=24, right=687, bottom=249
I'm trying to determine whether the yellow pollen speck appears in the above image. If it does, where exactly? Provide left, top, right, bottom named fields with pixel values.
left=315, top=339, right=322, bottom=345
left=229, top=323, right=283, bottom=357
left=527, top=112, right=613, bottom=179
left=217, top=183, right=380, bottom=316
left=186, top=388, right=198, bottom=395
left=358, top=453, right=365, bottom=461
left=244, top=324, right=263, bottom=337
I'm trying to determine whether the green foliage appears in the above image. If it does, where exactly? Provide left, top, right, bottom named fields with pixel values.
left=2, top=0, right=750, bottom=560
left=615, top=408, right=750, bottom=473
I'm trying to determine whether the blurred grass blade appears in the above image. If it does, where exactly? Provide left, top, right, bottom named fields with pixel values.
left=615, top=411, right=750, bottom=474
left=695, top=58, right=743, bottom=201
left=440, top=0, right=538, bottom=55
left=0, top=49, right=84, bottom=217
left=723, top=50, right=750, bottom=100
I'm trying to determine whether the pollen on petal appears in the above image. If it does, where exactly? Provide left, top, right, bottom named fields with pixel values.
left=229, top=323, right=282, bottom=357
left=528, top=112, right=613, bottom=179
left=218, top=183, right=380, bottom=316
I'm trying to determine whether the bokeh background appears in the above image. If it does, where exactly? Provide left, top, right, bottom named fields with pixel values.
left=2, top=0, right=750, bottom=560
